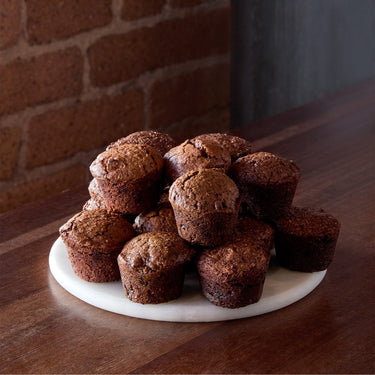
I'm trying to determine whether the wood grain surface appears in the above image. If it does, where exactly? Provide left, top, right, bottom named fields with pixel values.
left=1, top=79, right=374, bottom=374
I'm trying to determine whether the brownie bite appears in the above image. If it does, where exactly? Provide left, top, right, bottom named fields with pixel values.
left=106, top=130, right=176, bottom=156
left=169, top=169, right=240, bottom=247
left=157, top=185, right=171, bottom=206
left=59, top=209, right=135, bottom=282
left=133, top=205, right=177, bottom=234
left=235, top=216, right=275, bottom=251
left=193, top=133, right=252, bottom=161
left=83, top=198, right=103, bottom=211
left=230, top=152, right=301, bottom=220
left=163, top=138, right=231, bottom=183
left=117, top=232, right=195, bottom=304
left=274, top=207, right=340, bottom=272
left=196, top=228, right=272, bottom=308
left=83, top=179, right=106, bottom=211
left=88, top=178, right=103, bottom=203
left=90, top=144, right=164, bottom=215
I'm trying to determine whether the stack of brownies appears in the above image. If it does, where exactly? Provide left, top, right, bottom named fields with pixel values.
left=60, top=131, right=340, bottom=308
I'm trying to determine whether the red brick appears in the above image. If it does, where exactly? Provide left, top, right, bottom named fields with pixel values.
left=149, top=63, right=230, bottom=129
left=169, top=0, right=211, bottom=8
left=0, top=165, right=87, bottom=213
left=0, top=47, right=83, bottom=116
left=89, top=7, right=231, bottom=87
left=0, top=127, right=22, bottom=180
left=27, top=89, right=144, bottom=168
left=165, top=108, right=230, bottom=142
left=0, top=0, right=21, bottom=50
left=122, top=0, right=165, bottom=20
left=26, top=0, right=112, bottom=44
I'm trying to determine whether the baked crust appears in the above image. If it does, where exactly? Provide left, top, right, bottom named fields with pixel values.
left=230, top=152, right=301, bottom=220
left=106, top=130, right=176, bottom=156
left=164, top=138, right=231, bottom=183
left=274, top=206, right=340, bottom=272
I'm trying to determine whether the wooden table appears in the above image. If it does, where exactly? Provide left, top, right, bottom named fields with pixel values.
left=1, top=80, right=374, bottom=374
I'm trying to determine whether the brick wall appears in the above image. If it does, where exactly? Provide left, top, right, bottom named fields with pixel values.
left=0, top=0, right=231, bottom=213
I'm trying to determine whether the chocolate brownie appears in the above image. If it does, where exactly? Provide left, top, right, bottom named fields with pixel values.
left=59, top=209, right=135, bottom=282
left=133, top=205, right=177, bottom=234
left=83, top=179, right=106, bottom=210
left=163, top=138, right=231, bottom=183
left=157, top=185, right=171, bottom=206
left=193, top=133, right=252, bottom=161
left=106, top=130, right=176, bottom=156
left=196, top=227, right=272, bottom=308
left=88, top=178, right=103, bottom=203
left=90, top=144, right=164, bottom=215
left=117, top=232, right=195, bottom=304
left=274, top=206, right=340, bottom=272
left=235, top=216, right=275, bottom=251
left=83, top=198, right=103, bottom=211
left=230, top=152, right=301, bottom=220
left=169, top=169, right=240, bottom=247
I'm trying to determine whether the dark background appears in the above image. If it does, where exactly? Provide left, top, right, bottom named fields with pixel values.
left=231, top=0, right=375, bottom=126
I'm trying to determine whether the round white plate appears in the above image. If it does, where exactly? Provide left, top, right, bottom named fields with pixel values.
left=49, top=237, right=326, bottom=322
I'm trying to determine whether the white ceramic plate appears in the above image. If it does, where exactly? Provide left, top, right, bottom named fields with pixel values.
left=49, top=237, right=326, bottom=322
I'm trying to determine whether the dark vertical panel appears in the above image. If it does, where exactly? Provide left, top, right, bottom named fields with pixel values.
left=231, top=0, right=375, bottom=126
left=230, top=0, right=256, bottom=127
